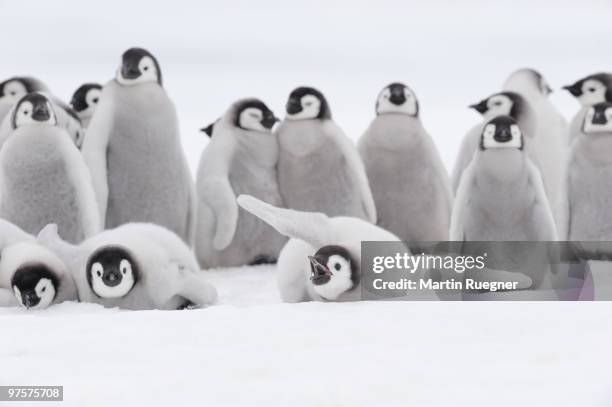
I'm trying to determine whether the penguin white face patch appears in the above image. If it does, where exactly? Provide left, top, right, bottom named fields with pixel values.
left=485, top=95, right=513, bottom=119
left=310, top=254, right=354, bottom=301
left=30, top=278, right=56, bottom=309
left=238, top=107, right=268, bottom=132
left=286, top=95, right=321, bottom=120
left=579, top=79, right=607, bottom=107
left=583, top=106, right=612, bottom=134
left=481, top=123, right=523, bottom=150
left=0, top=80, right=28, bottom=103
left=13, top=97, right=57, bottom=128
left=116, top=56, right=159, bottom=86
left=84, top=88, right=101, bottom=113
left=376, top=85, right=418, bottom=116
left=90, top=260, right=136, bottom=298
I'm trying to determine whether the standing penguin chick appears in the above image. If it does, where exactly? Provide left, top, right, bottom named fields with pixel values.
left=237, top=195, right=399, bottom=302
left=451, top=115, right=557, bottom=242
left=451, top=91, right=538, bottom=192
left=563, top=73, right=612, bottom=143
left=276, top=86, right=376, bottom=222
left=0, top=76, right=49, bottom=123
left=0, top=219, right=77, bottom=309
left=194, top=99, right=287, bottom=268
left=82, top=47, right=195, bottom=244
left=358, top=83, right=452, bottom=247
left=70, top=83, right=102, bottom=128
left=0, top=93, right=100, bottom=243
left=37, top=223, right=217, bottom=310
left=503, top=68, right=567, bottom=225
left=560, top=103, right=612, bottom=240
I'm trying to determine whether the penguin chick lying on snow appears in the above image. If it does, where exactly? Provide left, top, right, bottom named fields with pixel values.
left=0, top=219, right=77, bottom=309
left=37, top=223, right=217, bottom=310
left=237, top=194, right=400, bottom=302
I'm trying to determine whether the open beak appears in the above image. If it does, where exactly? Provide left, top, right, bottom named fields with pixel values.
left=308, top=256, right=332, bottom=280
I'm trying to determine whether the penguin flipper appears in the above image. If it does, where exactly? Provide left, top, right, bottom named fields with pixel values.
left=326, top=122, right=377, bottom=223
left=0, top=288, right=18, bottom=307
left=237, top=194, right=334, bottom=248
left=526, top=159, right=559, bottom=241
left=81, top=82, right=114, bottom=223
left=201, top=176, right=239, bottom=251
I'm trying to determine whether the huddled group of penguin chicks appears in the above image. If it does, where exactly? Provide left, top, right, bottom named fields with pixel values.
left=0, top=45, right=609, bottom=309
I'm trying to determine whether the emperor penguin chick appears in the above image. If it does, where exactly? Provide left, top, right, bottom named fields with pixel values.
left=0, top=219, right=77, bottom=309
left=276, top=86, right=376, bottom=222
left=358, top=83, right=452, bottom=248
left=82, top=47, right=195, bottom=244
left=0, top=93, right=100, bottom=243
left=560, top=102, right=612, bottom=240
left=70, top=83, right=103, bottom=128
left=0, top=76, right=49, bottom=123
left=563, top=73, right=612, bottom=143
left=451, top=115, right=557, bottom=241
left=503, top=68, right=567, bottom=225
left=195, top=98, right=287, bottom=268
left=237, top=195, right=400, bottom=302
left=452, top=91, right=538, bottom=192
left=37, top=223, right=217, bottom=310
left=0, top=95, right=85, bottom=149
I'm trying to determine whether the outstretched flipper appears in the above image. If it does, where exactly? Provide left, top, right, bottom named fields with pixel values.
left=325, top=122, right=377, bottom=223
left=237, top=194, right=335, bottom=248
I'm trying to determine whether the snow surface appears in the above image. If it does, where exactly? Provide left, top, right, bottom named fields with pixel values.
left=2, top=0, right=612, bottom=405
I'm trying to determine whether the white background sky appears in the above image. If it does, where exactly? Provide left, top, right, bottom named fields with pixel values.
left=2, top=0, right=612, bottom=172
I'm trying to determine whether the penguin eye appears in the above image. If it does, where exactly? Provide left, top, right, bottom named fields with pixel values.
left=334, top=263, right=341, bottom=271
left=97, top=271, right=102, bottom=277
left=589, top=88, right=596, bottom=93
left=92, top=98, right=99, bottom=104
left=41, top=286, right=46, bottom=292
left=23, top=110, right=29, bottom=115
left=143, top=66, right=149, bottom=71
left=120, top=259, right=131, bottom=275
left=493, top=101, right=502, bottom=107
left=304, top=101, right=313, bottom=107
left=10, top=91, right=16, bottom=96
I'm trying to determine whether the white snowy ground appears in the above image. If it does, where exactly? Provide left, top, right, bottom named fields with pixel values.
left=2, top=0, right=612, bottom=406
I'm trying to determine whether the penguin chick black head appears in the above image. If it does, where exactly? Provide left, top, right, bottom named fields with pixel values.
left=563, top=73, right=612, bottom=107
left=583, top=102, right=612, bottom=134
left=469, top=91, right=525, bottom=120
left=116, top=47, right=162, bottom=87
left=86, top=246, right=140, bottom=299
left=233, top=99, right=279, bottom=132
left=376, top=82, right=419, bottom=116
left=11, top=92, right=57, bottom=129
left=480, top=115, right=523, bottom=151
left=285, top=86, right=331, bottom=120
left=308, top=245, right=358, bottom=301
left=70, top=83, right=102, bottom=113
left=0, top=77, right=48, bottom=104
left=11, top=264, right=59, bottom=310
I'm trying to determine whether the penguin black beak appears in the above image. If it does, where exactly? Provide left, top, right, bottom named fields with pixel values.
left=261, top=114, right=280, bottom=130
left=200, top=123, right=215, bottom=137
left=469, top=100, right=488, bottom=115
left=592, top=110, right=608, bottom=125
left=23, top=292, right=40, bottom=309
left=562, top=83, right=582, bottom=97
left=121, top=63, right=141, bottom=80
left=102, top=269, right=123, bottom=287
left=31, top=103, right=50, bottom=122
left=286, top=98, right=302, bottom=115
left=308, top=256, right=332, bottom=285
left=493, top=126, right=513, bottom=143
